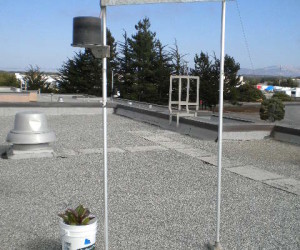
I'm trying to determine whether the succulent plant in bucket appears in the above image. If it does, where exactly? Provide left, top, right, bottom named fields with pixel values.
left=59, top=205, right=95, bottom=225
left=59, top=205, right=97, bottom=250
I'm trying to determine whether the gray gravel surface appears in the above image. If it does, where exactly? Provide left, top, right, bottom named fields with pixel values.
left=153, top=131, right=300, bottom=181
left=47, top=115, right=158, bottom=151
left=0, top=114, right=299, bottom=249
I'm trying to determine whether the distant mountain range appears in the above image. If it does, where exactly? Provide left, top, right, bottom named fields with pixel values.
left=239, top=66, right=300, bottom=77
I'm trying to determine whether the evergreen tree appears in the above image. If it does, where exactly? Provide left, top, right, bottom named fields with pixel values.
left=260, top=98, right=285, bottom=122
left=153, top=40, right=173, bottom=104
left=128, top=18, right=158, bottom=102
left=192, top=52, right=218, bottom=109
left=236, top=84, right=265, bottom=102
left=170, top=39, right=187, bottom=75
left=213, top=54, right=240, bottom=100
left=117, top=19, right=173, bottom=104
left=192, top=52, right=241, bottom=109
left=106, top=29, right=118, bottom=96
left=272, top=92, right=292, bottom=102
left=58, top=29, right=116, bottom=96
left=58, top=50, right=102, bottom=95
left=117, top=31, right=135, bottom=99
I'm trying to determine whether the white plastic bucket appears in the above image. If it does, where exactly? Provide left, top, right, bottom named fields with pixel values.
left=59, top=218, right=97, bottom=250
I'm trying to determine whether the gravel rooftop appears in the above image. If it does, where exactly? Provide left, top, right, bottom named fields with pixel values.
left=0, top=114, right=299, bottom=249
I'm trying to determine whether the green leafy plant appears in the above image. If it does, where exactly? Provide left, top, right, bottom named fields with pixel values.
left=58, top=205, right=95, bottom=225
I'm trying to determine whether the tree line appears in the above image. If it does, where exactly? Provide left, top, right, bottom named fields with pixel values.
left=8, top=18, right=264, bottom=108
left=244, top=76, right=298, bottom=87
left=59, top=18, right=248, bottom=107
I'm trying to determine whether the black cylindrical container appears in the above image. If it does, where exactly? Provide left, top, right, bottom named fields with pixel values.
left=72, top=17, right=102, bottom=46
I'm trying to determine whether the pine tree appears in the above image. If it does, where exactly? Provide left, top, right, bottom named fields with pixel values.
left=170, top=39, right=187, bottom=75
left=117, top=19, right=173, bottom=104
left=107, top=29, right=118, bottom=96
left=192, top=52, right=218, bottom=109
left=213, top=54, right=240, bottom=100
left=58, top=29, right=117, bottom=96
left=118, top=31, right=135, bottom=99
left=153, top=40, right=173, bottom=104
left=58, top=50, right=102, bottom=95
left=192, top=52, right=241, bottom=109
left=128, top=18, right=158, bottom=102
left=260, top=98, right=285, bottom=122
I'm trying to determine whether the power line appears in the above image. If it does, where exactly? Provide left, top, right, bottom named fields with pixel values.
left=235, top=0, right=255, bottom=75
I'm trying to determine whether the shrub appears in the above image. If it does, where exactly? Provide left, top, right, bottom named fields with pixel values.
left=0, top=72, right=19, bottom=87
left=236, top=84, right=265, bottom=102
left=272, top=92, right=292, bottom=102
left=58, top=205, right=95, bottom=225
left=260, top=98, right=285, bottom=122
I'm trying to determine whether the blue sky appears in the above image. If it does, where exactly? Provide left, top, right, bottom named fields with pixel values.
left=0, top=0, right=299, bottom=72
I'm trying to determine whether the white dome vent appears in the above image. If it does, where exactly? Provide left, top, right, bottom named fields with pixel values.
left=5, top=111, right=56, bottom=159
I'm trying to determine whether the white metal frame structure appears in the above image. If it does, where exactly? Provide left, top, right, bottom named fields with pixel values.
left=100, top=4, right=109, bottom=250
left=169, top=75, right=200, bottom=127
left=100, top=1, right=228, bottom=249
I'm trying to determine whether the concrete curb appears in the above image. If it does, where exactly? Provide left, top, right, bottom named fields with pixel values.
left=0, top=107, right=114, bottom=116
left=272, top=125, right=300, bottom=144
left=0, top=102, right=115, bottom=116
left=114, top=104, right=274, bottom=141
left=0, top=102, right=116, bottom=108
left=1, top=101, right=299, bottom=144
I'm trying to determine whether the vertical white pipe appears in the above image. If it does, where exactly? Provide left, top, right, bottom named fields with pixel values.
left=196, top=77, right=200, bottom=111
left=186, top=77, right=190, bottom=113
left=111, top=70, right=114, bottom=100
left=216, top=0, right=226, bottom=246
left=178, top=77, right=182, bottom=111
left=169, top=76, right=172, bottom=113
left=101, top=5, right=109, bottom=250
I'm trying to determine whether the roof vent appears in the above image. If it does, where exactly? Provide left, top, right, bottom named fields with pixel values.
left=5, top=111, right=56, bottom=159
left=58, top=97, right=64, bottom=102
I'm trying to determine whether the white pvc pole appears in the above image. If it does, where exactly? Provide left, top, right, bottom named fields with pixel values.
left=111, top=70, right=114, bottom=101
left=101, top=5, right=109, bottom=250
left=215, top=0, right=226, bottom=248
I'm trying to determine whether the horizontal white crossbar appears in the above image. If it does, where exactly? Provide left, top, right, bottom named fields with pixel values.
left=170, top=101, right=198, bottom=105
left=101, top=0, right=226, bottom=6
left=170, top=75, right=200, bottom=80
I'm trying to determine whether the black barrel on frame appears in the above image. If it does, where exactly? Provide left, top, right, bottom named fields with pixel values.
left=72, top=17, right=102, bottom=46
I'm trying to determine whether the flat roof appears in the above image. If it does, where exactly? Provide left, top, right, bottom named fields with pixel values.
left=0, top=114, right=299, bottom=249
